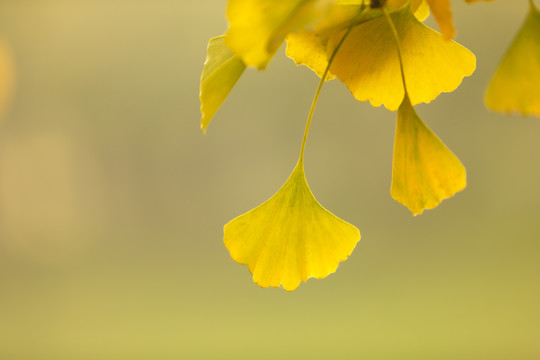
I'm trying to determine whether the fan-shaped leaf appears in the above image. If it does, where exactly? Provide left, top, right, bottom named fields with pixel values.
left=328, top=4, right=475, bottom=111
left=391, top=96, right=466, bottom=215
left=224, top=163, right=360, bottom=291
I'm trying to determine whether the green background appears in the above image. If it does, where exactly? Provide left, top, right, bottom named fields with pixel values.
left=1, top=1, right=539, bottom=358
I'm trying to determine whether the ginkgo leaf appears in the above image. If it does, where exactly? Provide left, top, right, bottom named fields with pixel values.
left=225, top=0, right=334, bottom=70
left=328, top=3, right=475, bottom=111
left=285, top=0, right=427, bottom=79
left=0, top=38, right=15, bottom=120
left=391, top=96, right=466, bottom=215
left=425, top=0, right=455, bottom=39
left=485, top=0, right=540, bottom=116
left=224, top=162, right=360, bottom=291
left=200, top=36, right=246, bottom=132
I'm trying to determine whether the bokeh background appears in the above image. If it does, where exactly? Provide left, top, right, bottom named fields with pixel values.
left=1, top=1, right=539, bottom=359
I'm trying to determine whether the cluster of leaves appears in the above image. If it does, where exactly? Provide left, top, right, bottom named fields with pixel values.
left=200, top=0, right=540, bottom=291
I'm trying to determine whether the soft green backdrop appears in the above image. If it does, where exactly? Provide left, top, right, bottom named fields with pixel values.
left=1, top=1, right=539, bottom=359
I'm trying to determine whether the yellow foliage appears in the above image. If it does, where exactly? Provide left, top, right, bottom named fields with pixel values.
left=199, top=0, right=527, bottom=290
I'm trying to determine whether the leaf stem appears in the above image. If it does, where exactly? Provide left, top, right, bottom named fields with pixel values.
left=381, top=5, right=409, bottom=97
left=298, top=5, right=366, bottom=165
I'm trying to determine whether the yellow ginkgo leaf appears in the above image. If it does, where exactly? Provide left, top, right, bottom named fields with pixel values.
left=285, top=0, right=427, bottom=80
left=200, top=36, right=246, bottom=132
left=391, top=96, right=466, bottom=215
left=485, top=0, right=540, bottom=116
left=425, top=0, right=455, bottom=39
left=0, top=38, right=15, bottom=120
left=225, top=0, right=334, bottom=70
left=224, top=162, right=360, bottom=291
left=328, top=3, right=475, bottom=111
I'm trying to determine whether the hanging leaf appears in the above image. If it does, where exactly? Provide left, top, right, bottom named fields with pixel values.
left=200, top=36, right=246, bottom=132
left=327, top=4, right=475, bottom=111
left=224, top=163, right=360, bottom=291
left=285, top=0, right=427, bottom=80
left=485, top=0, right=540, bottom=116
left=391, top=96, right=466, bottom=215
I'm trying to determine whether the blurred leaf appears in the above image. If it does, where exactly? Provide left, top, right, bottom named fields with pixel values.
left=200, top=36, right=246, bottom=132
left=485, top=0, right=540, bottom=116
left=225, top=0, right=334, bottom=70
left=425, top=0, right=455, bottom=39
left=224, top=163, right=360, bottom=291
left=327, top=4, right=475, bottom=111
left=0, top=38, right=16, bottom=120
left=391, top=96, right=466, bottom=215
